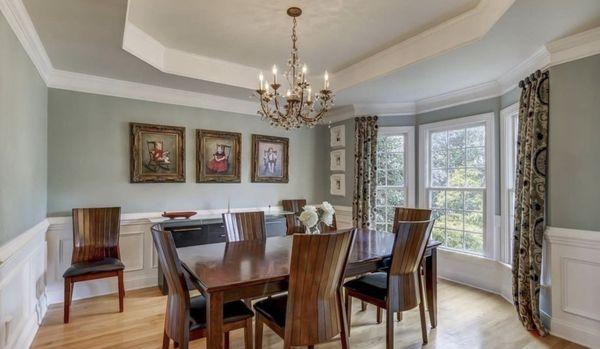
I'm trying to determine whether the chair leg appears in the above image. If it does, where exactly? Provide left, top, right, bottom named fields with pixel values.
left=377, top=306, right=382, bottom=324
left=345, top=291, right=352, bottom=335
left=418, top=272, right=428, bottom=344
left=244, top=318, right=253, bottom=349
left=255, top=317, right=263, bottom=349
left=117, top=270, right=125, bottom=312
left=224, top=331, right=230, bottom=349
left=386, top=308, right=394, bottom=349
left=162, top=331, right=170, bottom=349
left=337, top=289, right=350, bottom=349
left=63, top=277, right=73, bottom=323
left=397, top=311, right=402, bottom=322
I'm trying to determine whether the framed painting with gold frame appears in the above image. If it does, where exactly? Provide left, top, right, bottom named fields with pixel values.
left=196, top=129, right=241, bottom=183
left=251, top=134, right=289, bottom=183
left=130, top=122, right=185, bottom=183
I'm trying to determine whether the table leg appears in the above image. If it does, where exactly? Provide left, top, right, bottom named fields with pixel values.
left=425, top=248, right=437, bottom=328
left=206, top=291, right=225, bottom=349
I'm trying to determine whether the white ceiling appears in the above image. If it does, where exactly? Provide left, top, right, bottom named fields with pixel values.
left=127, top=0, right=478, bottom=73
left=20, top=0, right=600, bottom=111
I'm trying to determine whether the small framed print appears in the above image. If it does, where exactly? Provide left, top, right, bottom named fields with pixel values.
left=330, top=174, right=345, bottom=196
left=196, top=129, right=241, bottom=183
left=251, top=134, right=289, bottom=183
left=130, top=122, right=185, bottom=183
left=330, top=149, right=345, bottom=171
left=330, top=125, right=345, bottom=147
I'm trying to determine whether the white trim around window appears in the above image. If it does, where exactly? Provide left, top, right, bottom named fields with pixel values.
left=378, top=126, right=416, bottom=207
left=419, top=113, right=495, bottom=258
left=500, top=103, right=519, bottom=265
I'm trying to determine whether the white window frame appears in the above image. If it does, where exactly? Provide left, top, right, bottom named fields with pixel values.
left=377, top=126, right=416, bottom=207
left=500, top=103, right=519, bottom=265
left=418, top=113, right=495, bottom=257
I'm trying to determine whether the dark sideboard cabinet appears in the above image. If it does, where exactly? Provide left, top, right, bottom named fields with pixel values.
left=156, top=215, right=287, bottom=294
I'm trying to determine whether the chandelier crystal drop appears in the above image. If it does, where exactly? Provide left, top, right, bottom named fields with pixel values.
left=255, top=7, right=334, bottom=130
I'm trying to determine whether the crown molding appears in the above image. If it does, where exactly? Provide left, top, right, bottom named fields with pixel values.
left=0, top=0, right=52, bottom=83
left=47, top=69, right=258, bottom=115
left=498, top=46, right=551, bottom=93
left=3, top=0, right=600, bottom=122
left=415, top=80, right=502, bottom=114
left=546, top=26, right=600, bottom=67
left=354, top=102, right=416, bottom=116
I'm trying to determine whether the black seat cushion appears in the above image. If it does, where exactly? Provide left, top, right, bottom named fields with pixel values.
left=189, top=296, right=254, bottom=331
left=253, top=294, right=288, bottom=328
left=378, top=257, right=392, bottom=271
left=63, top=257, right=125, bottom=278
left=343, top=272, right=388, bottom=301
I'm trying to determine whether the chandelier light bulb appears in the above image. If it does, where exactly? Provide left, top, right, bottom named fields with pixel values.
left=286, top=89, right=291, bottom=97
left=259, top=72, right=263, bottom=82
left=324, top=70, right=330, bottom=89
left=302, top=64, right=307, bottom=74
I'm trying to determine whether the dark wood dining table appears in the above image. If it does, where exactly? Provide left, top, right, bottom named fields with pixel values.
left=177, top=228, right=441, bottom=349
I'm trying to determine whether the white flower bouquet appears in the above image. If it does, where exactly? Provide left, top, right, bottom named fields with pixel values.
left=298, top=201, right=336, bottom=234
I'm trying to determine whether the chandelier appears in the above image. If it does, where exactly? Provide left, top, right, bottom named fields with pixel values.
left=255, top=7, right=334, bottom=130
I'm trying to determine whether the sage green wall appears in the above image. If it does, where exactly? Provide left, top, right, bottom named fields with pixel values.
left=0, top=13, right=48, bottom=245
left=47, top=89, right=327, bottom=216
left=548, top=54, right=600, bottom=231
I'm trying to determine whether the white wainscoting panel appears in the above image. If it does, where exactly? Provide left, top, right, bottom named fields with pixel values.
left=0, top=219, right=48, bottom=349
left=546, top=226, right=600, bottom=348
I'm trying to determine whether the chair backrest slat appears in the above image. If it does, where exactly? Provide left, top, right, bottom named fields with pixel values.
left=282, top=199, right=306, bottom=235
left=392, top=207, right=432, bottom=234
left=151, top=227, right=190, bottom=345
left=71, top=207, right=121, bottom=263
left=222, top=211, right=267, bottom=242
left=284, top=230, right=355, bottom=346
left=387, top=219, right=435, bottom=312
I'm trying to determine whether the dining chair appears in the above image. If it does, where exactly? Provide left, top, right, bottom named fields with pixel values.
left=375, top=208, right=433, bottom=321
left=281, top=199, right=306, bottom=235
left=151, top=227, right=254, bottom=349
left=344, top=219, right=435, bottom=348
left=222, top=211, right=267, bottom=242
left=63, top=207, right=125, bottom=323
left=253, top=230, right=355, bottom=349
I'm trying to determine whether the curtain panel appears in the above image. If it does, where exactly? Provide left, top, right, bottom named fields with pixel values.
left=352, top=116, right=378, bottom=228
left=512, top=70, right=549, bottom=336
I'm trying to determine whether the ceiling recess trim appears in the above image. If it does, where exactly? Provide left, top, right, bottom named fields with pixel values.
left=122, top=0, right=516, bottom=92
left=333, top=0, right=516, bottom=90
left=3, top=0, right=600, bottom=118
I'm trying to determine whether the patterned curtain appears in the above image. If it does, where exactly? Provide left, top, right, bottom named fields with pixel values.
left=512, top=70, right=549, bottom=336
left=352, top=116, right=378, bottom=228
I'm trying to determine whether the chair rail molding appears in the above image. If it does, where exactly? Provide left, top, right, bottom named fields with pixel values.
left=545, top=226, right=600, bottom=349
left=0, top=219, right=48, bottom=349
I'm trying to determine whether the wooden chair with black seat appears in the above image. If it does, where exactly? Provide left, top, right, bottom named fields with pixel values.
left=63, top=207, right=125, bottom=323
left=253, top=229, right=355, bottom=349
left=151, top=227, right=254, bottom=349
left=344, top=218, right=435, bottom=348
left=222, top=211, right=267, bottom=242
left=374, top=207, right=433, bottom=322
left=281, top=199, right=306, bottom=235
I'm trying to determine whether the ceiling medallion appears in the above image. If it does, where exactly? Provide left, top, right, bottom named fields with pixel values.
left=255, top=7, right=334, bottom=130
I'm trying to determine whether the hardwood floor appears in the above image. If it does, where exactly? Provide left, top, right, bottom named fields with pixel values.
left=32, top=280, right=582, bottom=349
